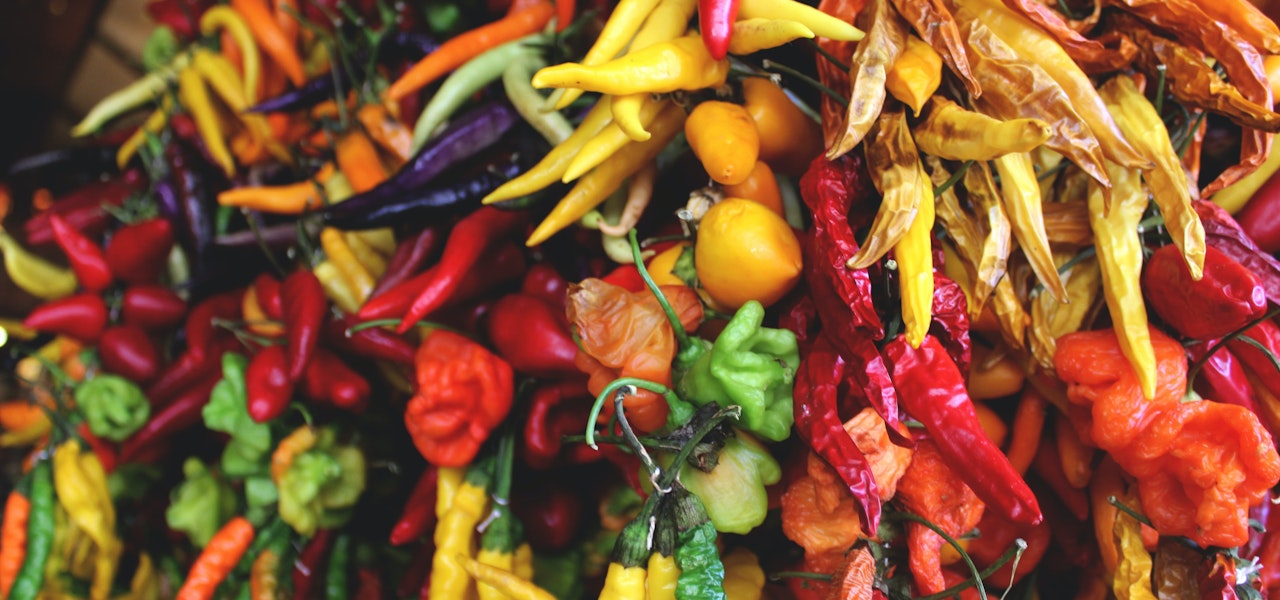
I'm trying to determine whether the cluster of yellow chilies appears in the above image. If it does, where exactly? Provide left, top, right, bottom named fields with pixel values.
left=477, top=0, right=865, bottom=247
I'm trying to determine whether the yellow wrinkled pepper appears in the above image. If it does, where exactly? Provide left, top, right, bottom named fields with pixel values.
left=848, top=110, right=923, bottom=270
left=993, top=152, right=1067, bottom=300
left=722, top=548, right=766, bottom=600
left=430, top=464, right=491, bottom=600
left=913, top=97, right=1052, bottom=161
left=1112, top=500, right=1157, bottom=600
left=645, top=552, right=679, bottom=600
left=885, top=35, right=942, bottom=116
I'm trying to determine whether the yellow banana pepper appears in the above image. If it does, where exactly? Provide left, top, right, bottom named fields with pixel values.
left=1112, top=497, right=1157, bottom=600
left=847, top=110, right=923, bottom=270
left=600, top=564, right=648, bottom=600
left=548, top=0, right=663, bottom=110
left=896, top=162, right=935, bottom=349
left=461, top=557, right=556, bottom=600
left=53, top=442, right=120, bottom=600
left=313, top=261, right=362, bottom=314
left=532, top=35, right=729, bottom=97
left=320, top=228, right=376, bottom=303
left=645, top=553, right=679, bottom=600
left=1212, top=146, right=1280, bottom=213
left=993, top=152, right=1067, bottom=301
left=199, top=5, right=260, bottom=103
left=913, top=97, right=1052, bottom=161
left=563, top=97, right=668, bottom=182
left=738, top=0, right=864, bottom=41
left=610, top=0, right=696, bottom=140
left=0, top=229, right=77, bottom=300
left=1029, top=253, right=1100, bottom=371
left=727, top=19, right=814, bottom=55
left=117, top=97, right=173, bottom=168
left=177, top=67, right=235, bottom=176
left=482, top=99, right=613, bottom=204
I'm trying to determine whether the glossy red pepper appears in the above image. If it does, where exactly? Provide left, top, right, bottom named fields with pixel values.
left=486, top=292, right=580, bottom=378
left=22, top=293, right=108, bottom=343
left=23, top=179, right=135, bottom=246
left=599, top=264, right=646, bottom=292
left=281, top=270, right=328, bottom=380
left=397, top=207, right=527, bottom=333
left=301, top=348, right=370, bottom=411
left=370, top=226, right=442, bottom=299
left=1237, top=167, right=1280, bottom=253
left=246, top=345, right=295, bottom=423
left=699, top=0, right=740, bottom=59
left=321, top=316, right=417, bottom=364
left=520, top=262, right=570, bottom=307
left=48, top=213, right=112, bottom=293
left=884, top=334, right=1043, bottom=527
left=1187, top=344, right=1264, bottom=417
left=120, top=373, right=220, bottom=462
left=99, top=325, right=161, bottom=385
left=1142, top=245, right=1267, bottom=340
left=121, top=285, right=187, bottom=330
left=293, top=529, right=334, bottom=600
left=512, top=484, right=583, bottom=552
left=145, top=337, right=237, bottom=408
left=1227, top=319, right=1280, bottom=394
left=252, top=273, right=284, bottom=320
left=104, top=217, right=175, bottom=285
left=389, top=467, right=438, bottom=546
left=1195, top=200, right=1280, bottom=305
left=523, top=380, right=595, bottom=469
left=358, top=241, right=526, bottom=322
left=184, top=290, right=244, bottom=361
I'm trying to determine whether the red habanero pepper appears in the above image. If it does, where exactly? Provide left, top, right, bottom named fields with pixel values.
left=23, top=179, right=136, bottom=246
left=246, top=345, right=295, bottom=422
left=523, top=380, right=595, bottom=469
left=252, top=273, right=284, bottom=320
left=1142, top=245, right=1267, bottom=340
left=396, top=207, right=528, bottom=333
left=121, top=285, right=187, bottom=330
left=281, top=270, right=328, bottom=380
left=486, top=293, right=581, bottom=378
left=22, top=293, right=108, bottom=343
left=105, top=217, right=175, bottom=285
left=896, top=438, right=986, bottom=597
left=358, top=241, right=526, bottom=322
left=301, top=348, right=371, bottom=411
left=121, top=373, right=220, bottom=462
left=1227, top=319, right=1280, bottom=394
left=370, top=226, right=442, bottom=299
left=520, top=262, right=570, bottom=307
left=99, top=325, right=162, bottom=385
left=405, top=329, right=514, bottom=467
left=48, top=214, right=111, bottom=292
left=699, top=0, right=740, bottom=60
left=1195, top=200, right=1280, bottom=305
left=793, top=335, right=882, bottom=532
left=321, top=316, right=416, bottom=364
left=389, top=467, right=438, bottom=546
left=883, top=334, right=1043, bottom=527
left=293, top=529, right=334, bottom=600
left=184, top=289, right=245, bottom=361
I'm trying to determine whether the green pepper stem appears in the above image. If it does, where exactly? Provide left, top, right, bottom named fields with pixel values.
left=884, top=511, right=989, bottom=600
left=915, top=538, right=1027, bottom=600
left=655, top=405, right=742, bottom=492
left=932, top=160, right=975, bottom=198
left=802, top=38, right=850, bottom=72
left=1107, top=495, right=1154, bottom=528
left=628, top=229, right=692, bottom=352
left=1185, top=305, right=1280, bottom=391
left=767, top=571, right=833, bottom=582
left=584, top=378, right=676, bottom=449
left=760, top=60, right=849, bottom=109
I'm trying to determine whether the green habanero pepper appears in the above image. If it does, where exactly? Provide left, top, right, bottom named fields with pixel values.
left=8, top=458, right=53, bottom=600
left=675, top=301, right=798, bottom=442
left=672, top=432, right=780, bottom=535
left=165, top=457, right=238, bottom=547
left=670, top=486, right=726, bottom=600
left=279, top=428, right=366, bottom=536
left=76, top=374, right=150, bottom=442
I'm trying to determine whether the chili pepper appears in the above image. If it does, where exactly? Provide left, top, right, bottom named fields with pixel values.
left=523, top=381, right=591, bottom=468
left=70, top=54, right=190, bottom=137
left=249, top=545, right=283, bottom=600
left=412, top=34, right=543, bottom=149
left=388, top=0, right=554, bottom=102
left=216, top=164, right=334, bottom=214
left=430, top=459, right=493, bottom=599
left=301, top=348, right=370, bottom=411
left=533, top=34, right=729, bottom=96
left=564, top=97, right=668, bottom=183
left=406, top=328, right=513, bottom=465
left=391, top=467, right=439, bottom=545
left=1195, top=200, right=1280, bottom=304
left=504, top=56, right=573, bottom=145
left=1227, top=319, right=1280, bottom=396
left=740, top=0, right=862, bottom=40
left=483, top=99, right=612, bottom=204
left=358, top=241, right=527, bottom=322
left=105, top=218, right=175, bottom=286
left=184, top=289, right=244, bottom=362
left=0, top=488, right=28, bottom=599
left=200, top=6, right=259, bottom=102
left=827, top=0, right=906, bottom=159
left=601, top=494, right=659, bottom=600
left=177, top=67, right=236, bottom=176
left=22, top=293, right=107, bottom=343
left=845, top=111, right=920, bottom=272
left=698, top=0, right=740, bottom=59
left=319, top=320, right=412, bottom=366
left=76, top=374, right=150, bottom=442
left=324, top=533, right=351, bottom=600
left=167, top=139, right=219, bottom=275
left=669, top=487, right=726, bottom=599
left=0, top=228, right=78, bottom=300
left=1144, top=245, right=1266, bottom=341
left=896, top=160, right=936, bottom=349
left=371, top=227, right=442, bottom=298
left=462, top=558, right=557, bottom=600
left=53, top=440, right=121, bottom=600
left=121, top=285, right=187, bottom=331
left=485, top=292, right=580, bottom=378
left=1030, top=438, right=1089, bottom=522
left=914, top=97, right=1051, bottom=161
left=293, top=529, right=333, bottom=600
left=117, top=99, right=173, bottom=168
left=518, top=263, right=568, bottom=307
left=319, top=228, right=376, bottom=304
left=885, top=334, right=1042, bottom=526
left=48, top=213, right=111, bottom=293
left=685, top=100, right=759, bottom=186
left=22, top=179, right=135, bottom=246
left=121, top=373, right=220, bottom=461
left=246, top=345, right=295, bottom=422
left=6, top=459, right=51, bottom=600
left=334, top=130, right=387, bottom=194
left=99, top=325, right=162, bottom=384
left=894, top=438, right=986, bottom=596
left=544, top=0, right=664, bottom=111
left=1186, top=345, right=1267, bottom=435
left=674, top=430, right=780, bottom=535
left=280, top=269, right=327, bottom=380
left=247, top=68, right=341, bottom=114
left=230, top=0, right=305, bottom=86
left=177, top=517, right=256, bottom=600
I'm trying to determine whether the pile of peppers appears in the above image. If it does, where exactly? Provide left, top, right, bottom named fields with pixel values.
left=4, top=0, right=1280, bottom=597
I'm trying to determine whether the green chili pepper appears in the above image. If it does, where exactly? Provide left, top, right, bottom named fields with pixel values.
left=76, top=374, right=151, bottom=442
left=503, top=54, right=574, bottom=146
left=671, top=487, right=726, bottom=600
left=326, top=533, right=351, bottom=600
left=675, top=300, right=799, bottom=442
left=8, top=459, right=53, bottom=600
left=70, top=53, right=190, bottom=137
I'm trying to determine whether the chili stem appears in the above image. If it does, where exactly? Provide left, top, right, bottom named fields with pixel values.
left=802, top=38, right=850, bottom=72
left=1185, top=305, right=1280, bottom=390
left=767, top=571, right=832, bottom=582
left=760, top=60, right=849, bottom=109
left=1035, top=159, right=1069, bottom=182
left=243, top=208, right=288, bottom=277
left=584, top=378, right=677, bottom=449
left=614, top=389, right=661, bottom=482
left=933, top=160, right=975, bottom=197
left=884, top=511, right=988, bottom=600
left=628, top=229, right=692, bottom=351
left=1153, top=65, right=1167, bottom=116
left=655, top=405, right=741, bottom=492
left=1235, top=335, right=1280, bottom=375
left=1106, top=496, right=1154, bottom=528
left=915, top=538, right=1028, bottom=600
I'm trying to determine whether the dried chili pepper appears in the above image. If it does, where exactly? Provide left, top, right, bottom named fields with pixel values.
left=896, top=438, right=985, bottom=596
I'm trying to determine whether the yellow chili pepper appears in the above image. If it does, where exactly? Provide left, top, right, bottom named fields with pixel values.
left=313, top=260, right=361, bottom=315
left=53, top=442, right=119, bottom=600
left=351, top=228, right=396, bottom=257
left=926, top=157, right=1006, bottom=317
left=271, top=426, right=317, bottom=484
left=884, top=35, right=942, bottom=117
left=123, top=553, right=158, bottom=600
left=461, top=557, right=556, bottom=600
left=526, top=103, right=685, bottom=246
left=546, top=0, right=664, bottom=110
left=1212, top=146, right=1280, bottom=213
left=437, top=467, right=467, bottom=519
left=1087, top=161, right=1156, bottom=400
left=609, top=0, right=696, bottom=141
left=737, top=0, right=864, bottom=41
left=961, top=162, right=1013, bottom=303
left=685, top=100, right=761, bottom=186
left=1111, top=496, right=1157, bottom=600
left=71, top=54, right=190, bottom=137
left=177, top=67, right=236, bottom=176
left=722, top=548, right=765, bottom=600
left=563, top=97, right=668, bottom=183
left=0, top=229, right=77, bottom=301
left=1099, top=74, right=1206, bottom=280
left=342, top=231, right=388, bottom=279
left=320, top=228, right=376, bottom=304
left=599, top=563, right=647, bottom=600
left=117, top=97, right=173, bottom=168
left=727, top=19, right=814, bottom=55
left=513, top=542, right=534, bottom=581
left=475, top=546, right=515, bottom=600
left=913, top=97, right=1052, bottom=161
left=0, top=418, right=51, bottom=448
left=847, top=110, right=923, bottom=270
left=532, top=35, right=729, bottom=97
left=482, top=99, right=613, bottom=205
left=192, top=50, right=290, bottom=164
left=1028, top=253, right=1100, bottom=371
left=992, top=152, right=1067, bottom=300
left=990, top=277, right=1028, bottom=350
left=828, top=0, right=906, bottom=159
left=645, top=553, right=679, bottom=600
left=430, top=466, right=491, bottom=600
left=200, top=5, right=260, bottom=103
left=897, top=162, right=935, bottom=349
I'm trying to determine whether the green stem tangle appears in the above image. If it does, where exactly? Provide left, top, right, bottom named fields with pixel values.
left=628, top=229, right=692, bottom=353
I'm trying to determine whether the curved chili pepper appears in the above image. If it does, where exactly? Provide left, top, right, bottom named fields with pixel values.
left=301, top=348, right=370, bottom=411
left=370, top=226, right=442, bottom=299
left=523, top=380, right=593, bottom=469
left=390, top=467, right=439, bottom=545
left=520, top=263, right=569, bottom=306
left=22, top=180, right=135, bottom=246
left=177, top=516, right=256, bottom=600
left=99, top=325, right=162, bottom=384
left=281, top=270, right=328, bottom=380
left=1143, top=245, right=1267, bottom=340
left=486, top=293, right=580, bottom=378
left=121, top=285, right=187, bottom=330
left=247, top=67, right=345, bottom=114
left=699, top=0, right=740, bottom=59
left=358, top=241, right=527, bottom=322
left=121, top=374, right=220, bottom=462
left=1195, top=200, right=1280, bottom=305
left=48, top=213, right=111, bottom=292
left=22, top=293, right=108, bottom=343
left=321, top=317, right=416, bottom=365
left=184, top=289, right=244, bottom=361
left=246, top=345, right=295, bottom=423
left=167, top=139, right=220, bottom=275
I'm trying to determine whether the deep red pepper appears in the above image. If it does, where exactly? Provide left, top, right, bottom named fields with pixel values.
left=778, top=293, right=819, bottom=350
left=486, top=293, right=580, bottom=378
left=321, top=316, right=417, bottom=364
left=104, top=217, right=175, bottom=285
left=1249, top=493, right=1280, bottom=592
left=389, top=467, right=438, bottom=546
left=1236, top=167, right=1280, bottom=253
left=293, top=529, right=334, bottom=600
left=396, top=540, right=434, bottom=599
left=99, top=325, right=162, bottom=385
left=184, top=289, right=244, bottom=361
left=599, top=264, right=646, bottom=292
left=370, top=226, right=443, bottom=299
left=119, top=373, right=220, bottom=462
left=301, top=348, right=370, bottom=411
left=253, top=273, right=284, bottom=321
left=511, top=484, right=583, bottom=552
left=520, top=262, right=570, bottom=308
left=145, top=337, right=238, bottom=407
left=883, top=334, right=1043, bottom=526
left=77, top=423, right=118, bottom=475
left=23, top=179, right=135, bottom=246
left=22, top=293, right=108, bottom=343
left=354, top=568, right=383, bottom=600
left=523, top=380, right=594, bottom=469
left=1143, top=244, right=1268, bottom=340
left=281, top=270, right=328, bottom=380
left=121, top=284, right=187, bottom=330
left=1227, top=319, right=1280, bottom=394
left=698, top=0, right=740, bottom=59
left=396, top=207, right=528, bottom=332
left=246, top=345, right=296, bottom=423
left=793, top=334, right=881, bottom=532
left=930, top=273, right=971, bottom=375
left=839, top=334, right=909, bottom=447
left=1198, top=554, right=1241, bottom=600
left=48, top=213, right=112, bottom=293
left=1187, top=344, right=1265, bottom=419
left=1195, top=200, right=1280, bottom=305
left=358, top=241, right=526, bottom=322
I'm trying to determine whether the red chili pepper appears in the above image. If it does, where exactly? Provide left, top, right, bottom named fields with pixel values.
left=793, top=334, right=881, bottom=532
left=184, top=290, right=244, bottom=361
left=1187, top=344, right=1263, bottom=416
left=1143, top=245, right=1267, bottom=340
left=22, top=293, right=108, bottom=343
left=511, top=484, right=583, bottom=552
left=23, top=179, right=135, bottom=246
left=252, top=273, right=284, bottom=320
left=321, top=316, right=417, bottom=364
left=145, top=338, right=237, bottom=408
left=370, top=226, right=443, bottom=299
left=396, top=540, right=434, bottom=600
left=77, top=423, right=118, bottom=475
left=354, top=568, right=382, bottom=600
left=486, top=293, right=581, bottom=378
left=105, top=217, right=175, bottom=285
left=396, top=207, right=527, bottom=333
left=246, top=345, right=295, bottom=423
left=99, top=325, right=162, bottom=385
left=1195, top=200, right=1280, bottom=305
left=1227, top=319, right=1280, bottom=394
left=301, top=348, right=370, bottom=411
left=883, top=334, right=1043, bottom=527
left=1250, top=494, right=1280, bottom=591
left=521, top=262, right=570, bottom=307
left=523, top=380, right=593, bottom=469
left=358, top=241, right=526, bottom=322
left=554, top=0, right=574, bottom=31
left=281, top=270, right=328, bottom=380
left=599, top=264, right=645, bottom=292
left=121, top=284, right=188, bottom=330
left=930, top=273, right=972, bottom=375
left=389, top=467, right=438, bottom=546
left=1237, top=167, right=1280, bottom=253
left=292, top=529, right=333, bottom=600
left=698, top=0, right=740, bottom=59
left=120, top=373, right=220, bottom=462
left=48, top=213, right=112, bottom=293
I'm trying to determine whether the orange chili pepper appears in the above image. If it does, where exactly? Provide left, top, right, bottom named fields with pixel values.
left=0, top=491, right=30, bottom=598
left=271, top=426, right=317, bottom=484
left=1089, top=457, right=1125, bottom=576
left=386, top=1, right=555, bottom=101
left=216, top=163, right=334, bottom=214
left=555, top=0, right=574, bottom=31
left=973, top=402, right=1008, bottom=447
left=222, top=30, right=244, bottom=78
left=177, top=517, right=256, bottom=600
left=242, top=285, right=285, bottom=338
left=335, top=130, right=388, bottom=194
left=722, top=160, right=784, bottom=216
left=0, top=402, right=48, bottom=433
left=1055, top=415, right=1093, bottom=489
left=1005, top=388, right=1046, bottom=475
left=356, top=104, right=413, bottom=165
left=231, top=0, right=306, bottom=86
left=274, top=0, right=299, bottom=48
